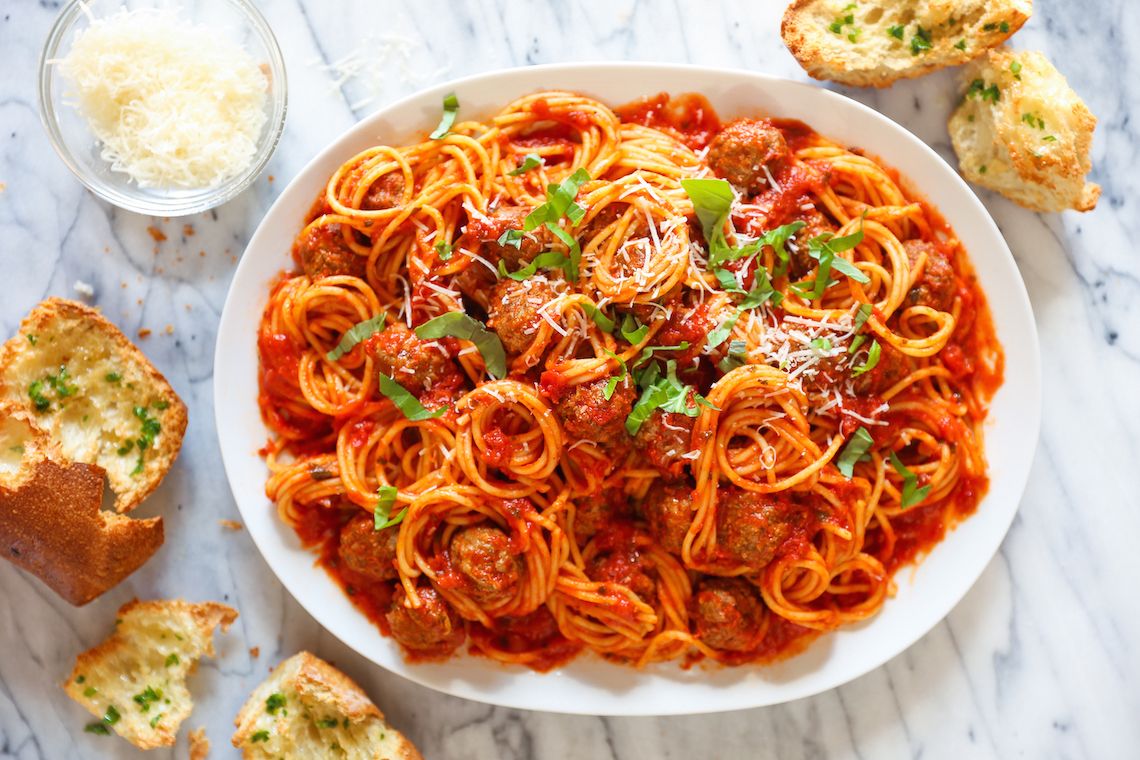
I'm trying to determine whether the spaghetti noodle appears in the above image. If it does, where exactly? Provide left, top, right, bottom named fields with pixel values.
left=258, top=91, right=1003, bottom=671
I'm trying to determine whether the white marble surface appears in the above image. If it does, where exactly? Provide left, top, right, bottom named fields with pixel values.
left=1, top=1, right=1138, bottom=758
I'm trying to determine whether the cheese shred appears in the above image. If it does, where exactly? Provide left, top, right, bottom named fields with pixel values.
left=58, top=8, right=269, bottom=190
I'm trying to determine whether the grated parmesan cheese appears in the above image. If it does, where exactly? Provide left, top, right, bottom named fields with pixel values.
left=58, top=8, right=269, bottom=190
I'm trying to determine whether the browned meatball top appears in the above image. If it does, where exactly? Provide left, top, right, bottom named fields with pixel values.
left=903, top=239, right=957, bottom=312
left=848, top=338, right=911, bottom=396
left=488, top=278, right=556, bottom=355
left=641, top=481, right=694, bottom=555
left=386, top=584, right=465, bottom=655
left=706, top=119, right=789, bottom=195
left=448, top=524, right=523, bottom=605
left=364, top=322, right=452, bottom=396
left=362, top=171, right=405, bottom=210
left=715, top=488, right=803, bottom=570
left=633, top=409, right=695, bottom=480
left=469, top=206, right=552, bottom=270
left=787, top=211, right=837, bottom=279
left=338, top=512, right=400, bottom=582
left=556, top=375, right=636, bottom=445
left=689, top=577, right=767, bottom=652
left=294, top=225, right=367, bottom=280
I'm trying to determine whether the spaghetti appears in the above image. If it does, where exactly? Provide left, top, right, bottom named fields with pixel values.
left=258, top=91, right=1003, bottom=671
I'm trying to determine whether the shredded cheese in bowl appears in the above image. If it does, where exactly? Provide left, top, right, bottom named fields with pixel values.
left=58, top=7, right=269, bottom=190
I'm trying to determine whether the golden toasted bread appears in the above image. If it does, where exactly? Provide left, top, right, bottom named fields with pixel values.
left=949, top=47, right=1099, bottom=212
left=781, top=0, right=1032, bottom=88
left=232, top=652, right=422, bottom=760
left=0, top=298, right=187, bottom=513
left=0, top=402, right=163, bottom=605
left=63, top=598, right=238, bottom=749
left=189, top=727, right=211, bottom=760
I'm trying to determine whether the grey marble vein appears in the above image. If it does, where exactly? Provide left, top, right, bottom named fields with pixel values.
left=1, top=0, right=1139, bottom=758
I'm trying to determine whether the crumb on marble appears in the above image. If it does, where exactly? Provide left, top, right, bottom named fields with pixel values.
left=146, top=226, right=166, bottom=242
left=138, top=328, right=151, bottom=338
left=165, top=325, right=174, bottom=335
left=218, top=519, right=243, bottom=531
left=183, top=224, right=195, bottom=236
left=249, top=646, right=259, bottom=658
left=189, top=727, right=209, bottom=760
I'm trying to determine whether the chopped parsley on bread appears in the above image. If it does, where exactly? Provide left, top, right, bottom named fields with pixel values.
left=64, top=598, right=238, bottom=749
left=232, top=652, right=422, bottom=760
left=949, top=47, right=1099, bottom=212
left=0, top=298, right=187, bottom=513
left=0, top=402, right=163, bottom=605
left=781, top=0, right=1032, bottom=88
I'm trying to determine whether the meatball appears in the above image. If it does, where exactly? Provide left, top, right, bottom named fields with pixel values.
left=338, top=513, right=400, bottom=582
left=365, top=322, right=452, bottom=395
left=488, top=278, right=555, bottom=355
left=386, top=584, right=465, bottom=655
left=470, top=205, right=552, bottom=271
left=585, top=524, right=657, bottom=602
left=580, top=203, right=649, bottom=246
left=640, top=481, right=693, bottom=555
left=362, top=171, right=405, bottom=210
left=557, top=375, right=636, bottom=445
left=903, top=240, right=957, bottom=312
left=449, top=524, right=523, bottom=605
left=294, top=225, right=367, bottom=280
left=849, top=339, right=910, bottom=396
left=633, top=410, right=695, bottom=479
left=787, top=211, right=837, bottom=279
left=688, top=577, right=766, bottom=652
left=572, top=489, right=628, bottom=546
left=715, top=488, right=803, bottom=570
left=706, top=119, right=789, bottom=195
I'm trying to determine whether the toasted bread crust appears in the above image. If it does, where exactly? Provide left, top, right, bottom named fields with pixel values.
left=0, top=298, right=187, bottom=513
left=781, top=0, right=1032, bottom=88
left=0, top=403, right=163, bottom=605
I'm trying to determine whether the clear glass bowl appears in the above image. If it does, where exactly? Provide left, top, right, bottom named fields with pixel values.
left=37, top=0, right=288, bottom=217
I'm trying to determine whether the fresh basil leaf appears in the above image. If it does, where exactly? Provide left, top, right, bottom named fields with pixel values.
left=601, top=348, right=628, bottom=400
left=713, top=266, right=744, bottom=293
left=717, top=339, right=749, bottom=373
left=525, top=168, right=591, bottom=231
left=848, top=334, right=867, bottom=354
left=373, top=486, right=401, bottom=529
left=508, top=153, right=542, bottom=177
left=326, top=315, right=386, bottom=362
left=761, top=221, right=807, bottom=277
left=435, top=241, right=453, bottom=261
left=633, top=342, right=691, bottom=368
left=828, top=254, right=871, bottom=283
left=621, top=314, right=649, bottom=345
left=498, top=250, right=570, bottom=281
left=498, top=229, right=524, bottom=249
left=681, top=178, right=733, bottom=257
left=852, top=303, right=873, bottom=332
left=889, top=450, right=932, bottom=508
left=836, top=427, right=874, bottom=478
left=810, top=338, right=832, bottom=350
left=545, top=222, right=581, bottom=281
left=430, top=93, right=459, bottom=139
left=376, top=373, right=447, bottom=420
left=582, top=303, right=615, bottom=333
left=415, top=313, right=506, bottom=379
left=707, top=312, right=742, bottom=348
left=850, top=339, right=881, bottom=377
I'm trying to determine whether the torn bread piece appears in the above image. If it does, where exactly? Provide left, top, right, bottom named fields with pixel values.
left=0, top=402, right=163, bottom=605
left=233, top=652, right=422, bottom=760
left=63, top=598, right=238, bottom=749
left=949, top=47, right=1099, bottom=212
left=781, top=0, right=1032, bottom=88
left=0, top=298, right=187, bottom=513
left=189, top=727, right=211, bottom=760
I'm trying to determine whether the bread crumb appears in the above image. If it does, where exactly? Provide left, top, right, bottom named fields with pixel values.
left=73, top=281, right=95, bottom=298
left=165, top=325, right=174, bottom=335
left=249, top=646, right=259, bottom=658
left=268, top=175, right=274, bottom=182
left=185, top=304, right=192, bottom=310
left=146, top=226, right=166, bottom=242
left=138, top=328, right=152, bottom=338
left=218, top=519, right=243, bottom=531
left=183, top=224, right=195, bottom=236
left=189, top=727, right=210, bottom=760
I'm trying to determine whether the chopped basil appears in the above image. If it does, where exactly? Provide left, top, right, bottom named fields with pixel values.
left=910, top=25, right=932, bottom=55
left=85, top=722, right=111, bottom=735
left=982, top=84, right=1000, bottom=103
left=250, top=730, right=270, bottom=743
left=789, top=216, right=868, bottom=300
left=373, top=486, right=403, bottom=530
left=104, top=705, right=121, bottom=725
left=717, top=340, right=749, bottom=373
left=888, top=25, right=904, bottom=39
left=435, top=242, right=454, bottom=261
left=849, top=334, right=867, bottom=354
left=376, top=374, right=447, bottom=421
left=131, top=406, right=162, bottom=476
left=266, top=694, right=287, bottom=714
left=415, top=312, right=506, bottom=379
left=430, top=93, right=459, bottom=140
left=545, top=223, right=583, bottom=281
left=118, top=440, right=135, bottom=456
left=625, top=360, right=716, bottom=436
left=28, top=380, right=50, bottom=411
left=327, top=315, right=386, bottom=362
left=810, top=338, right=832, bottom=351
left=497, top=229, right=524, bottom=249
left=762, top=221, right=807, bottom=277
left=508, top=153, right=542, bottom=177
left=835, top=427, right=874, bottom=478
left=852, top=303, right=873, bottom=332
left=601, top=348, right=628, bottom=400
left=498, top=250, right=573, bottom=281
left=581, top=302, right=615, bottom=333
left=850, top=339, right=881, bottom=376
left=632, top=342, right=691, bottom=369
left=165, top=653, right=179, bottom=667
left=620, top=314, right=649, bottom=345
left=681, top=177, right=734, bottom=260
left=707, top=278, right=780, bottom=349
left=890, top=450, right=932, bottom=508
left=524, top=168, right=591, bottom=231
left=133, top=685, right=163, bottom=712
